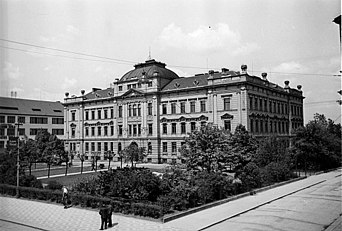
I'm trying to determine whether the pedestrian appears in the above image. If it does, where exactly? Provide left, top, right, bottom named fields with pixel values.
left=62, top=186, right=68, bottom=208
left=99, top=204, right=108, bottom=230
left=107, top=204, right=113, bottom=227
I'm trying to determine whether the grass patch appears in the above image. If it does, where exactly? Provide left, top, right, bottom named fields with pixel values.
left=40, top=172, right=101, bottom=187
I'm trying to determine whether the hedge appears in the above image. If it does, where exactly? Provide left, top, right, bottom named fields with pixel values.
left=0, top=184, right=163, bottom=219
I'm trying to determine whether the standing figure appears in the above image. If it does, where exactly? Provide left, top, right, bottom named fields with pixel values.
left=99, top=206, right=108, bottom=230
left=107, top=204, right=113, bottom=227
left=62, top=186, right=68, bottom=209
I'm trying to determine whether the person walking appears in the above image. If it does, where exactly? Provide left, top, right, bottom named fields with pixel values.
left=107, top=204, right=113, bottom=227
left=99, top=205, right=108, bottom=230
left=62, top=186, right=68, bottom=209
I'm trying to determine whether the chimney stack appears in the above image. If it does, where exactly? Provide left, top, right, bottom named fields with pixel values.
left=241, top=65, right=248, bottom=74
left=221, top=68, right=229, bottom=73
left=261, top=72, right=268, bottom=81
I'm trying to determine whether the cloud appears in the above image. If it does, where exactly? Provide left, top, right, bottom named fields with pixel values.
left=3, top=62, right=21, bottom=79
left=157, top=23, right=259, bottom=55
left=61, top=77, right=77, bottom=90
left=272, top=61, right=307, bottom=73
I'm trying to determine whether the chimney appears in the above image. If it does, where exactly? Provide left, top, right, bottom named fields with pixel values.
left=65, top=92, right=69, bottom=98
left=14, top=91, right=17, bottom=98
left=284, top=80, right=290, bottom=88
left=92, top=88, right=101, bottom=92
left=241, top=65, right=248, bottom=74
left=221, top=68, right=229, bottom=74
left=297, top=85, right=302, bottom=92
left=81, top=90, right=85, bottom=95
left=261, top=72, right=268, bottom=81
left=208, top=70, right=215, bottom=79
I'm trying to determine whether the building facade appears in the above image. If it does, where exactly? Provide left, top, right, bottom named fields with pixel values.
left=63, top=59, right=304, bottom=163
left=0, top=97, right=64, bottom=153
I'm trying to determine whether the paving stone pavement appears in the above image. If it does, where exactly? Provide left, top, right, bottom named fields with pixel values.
left=0, top=197, right=192, bottom=231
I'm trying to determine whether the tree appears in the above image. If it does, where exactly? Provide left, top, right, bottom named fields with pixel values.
left=122, top=143, right=146, bottom=168
left=179, top=125, right=231, bottom=172
left=22, top=139, right=39, bottom=176
left=227, top=124, right=258, bottom=172
left=293, top=113, right=341, bottom=172
left=104, top=151, right=116, bottom=170
left=34, top=130, right=67, bottom=177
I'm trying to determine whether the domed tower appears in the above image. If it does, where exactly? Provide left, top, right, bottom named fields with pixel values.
left=114, top=59, right=179, bottom=96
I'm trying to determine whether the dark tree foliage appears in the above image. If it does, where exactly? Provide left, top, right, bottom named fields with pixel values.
left=293, top=113, right=341, bottom=171
left=179, top=125, right=231, bottom=172
left=122, top=143, right=146, bottom=168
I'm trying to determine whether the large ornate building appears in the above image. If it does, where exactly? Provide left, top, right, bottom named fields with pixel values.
left=0, top=97, right=64, bottom=153
left=63, top=59, right=304, bottom=163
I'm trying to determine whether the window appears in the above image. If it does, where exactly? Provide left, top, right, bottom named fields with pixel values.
left=18, top=116, right=25, bottom=124
left=71, top=112, right=76, bottom=121
left=85, top=127, right=89, bottom=136
left=224, top=98, right=231, bottom=111
left=52, top=118, right=63, bottom=124
left=18, top=128, right=25, bottom=136
left=171, top=123, right=177, bottom=134
left=97, top=127, right=101, bottom=136
left=98, top=110, right=101, bottom=119
left=264, top=99, right=268, bottom=112
left=260, top=120, right=264, bottom=133
left=118, top=125, right=123, bottom=136
left=259, top=99, right=263, bottom=111
left=0, top=116, right=4, bottom=123
left=200, top=100, right=206, bottom=112
left=163, top=123, right=167, bottom=134
left=172, top=142, right=177, bottom=153
left=137, top=104, right=141, bottom=116
left=191, top=122, right=196, bottom=132
left=7, top=128, right=15, bottom=136
left=85, top=143, right=89, bottom=152
left=0, top=128, right=4, bottom=136
left=181, top=122, right=186, bottom=134
left=104, top=126, right=108, bottom=136
left=250, top=97, right=253, bottom=110
left=7, top=116, right=15, bottom=123
left=162, top=104, right=167, bottom=114
left=171, top=103, right=176, bottom=114
left=190, top=101, right=195, bottom=113
left=111, top=142, right=114, bottom=151
left=30, top=128, right=47, bottom=136
left=104, top=142, right=108, bottom=152
left=224, top=120, right=231, bottom=131
left=91, top=111, right=95, bottom=120
left=201, top=121, right=206, bottom=127
left=118, top=143, right=122, bottom=153
left=127, top=84, right=131, bottom=90
left=104, top=109, right=108, bottom=119
left=71, top=127, right=76, bottom=137
left=148, top=82, right=152, bottom=87
left=147, top=103, right=152, bottom=115
left=30, top=117, right=48, bottom=124
left=148, top=142, right=152, bottom=153
left=250, top=119, right=254, bottom=133
left=118, top=106, right=122, bottom=118
left=119, top=86, right=123, bottom=91
left=138, top=124, right=141, bottom=136
left=133, top=104, right=137, bottom=116
left=162, top=142, right=167, bottom=152
left=138, top=83, right=142, bottom=88
left=110, top=126, right=114, bottom=136
left=91, top=142, right=95, bottom=152
left=254, top=98, right=258, bottom=111
left=269, top=102, right=272, bottom=113
left=180, top=102, right=185, bottom=113
left=148, top=123, right=153, bottom=135
left=97, top=142, right=101, bottom=152
left=52, top=129, right=64, bottom=135
left=133, top=124, right=137, bottom=136
left=128, top=105, right=132, bottom=117
left=91, top=127, right=95, bottom=136
left=128, top=125, right=132, bottom=136
left=110, top=108, right=114, bottom=118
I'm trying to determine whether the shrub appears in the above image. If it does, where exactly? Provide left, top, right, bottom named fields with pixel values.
left=238, top=162, right=262, bottom=191
left=20, top=175, right=43, bottom=188
left=46, top=180, right=63, bottom=191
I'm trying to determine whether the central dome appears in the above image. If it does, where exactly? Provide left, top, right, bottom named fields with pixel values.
left=120, top=59, right=179, bottom=82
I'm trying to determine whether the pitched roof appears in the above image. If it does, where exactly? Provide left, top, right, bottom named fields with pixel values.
left=0, top=97, right=63, bottom=116
left=83, top=88, right=114, bottom=100
left=162, top=75, right=208, bottom=91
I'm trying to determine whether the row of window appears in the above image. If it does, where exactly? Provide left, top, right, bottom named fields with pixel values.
left=82, top=108, right=114, bottom=121
left=0, top=128, right=64, bottom=137
left=0, top=115, right=63, bottom=124
left=118, top=81, right=153, bottom=92
left=249, top=96, right=302, bottom=116
left=250, top=119, right=303, bottom=134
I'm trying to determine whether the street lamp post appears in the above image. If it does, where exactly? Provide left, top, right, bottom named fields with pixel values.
left=15, top=123, right=22, bottom=198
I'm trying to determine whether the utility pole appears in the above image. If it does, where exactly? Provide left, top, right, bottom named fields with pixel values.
left=15, top=123, right=22, bottom=198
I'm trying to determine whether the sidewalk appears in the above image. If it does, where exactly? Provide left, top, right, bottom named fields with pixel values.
left=1, top=168, right=340, bottom=231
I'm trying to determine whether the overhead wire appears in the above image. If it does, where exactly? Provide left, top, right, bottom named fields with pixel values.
left=1, top=38, right=340, bottom=77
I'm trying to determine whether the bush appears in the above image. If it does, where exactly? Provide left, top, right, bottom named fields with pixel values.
left=238, top=162, right=262, bottom=191
left=46, top=180, right=63, bottom=190
left=20, top=175, right=43, bottom=188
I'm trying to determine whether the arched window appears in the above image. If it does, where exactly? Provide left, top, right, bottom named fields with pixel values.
left=118, top=142, right=122, bottom=152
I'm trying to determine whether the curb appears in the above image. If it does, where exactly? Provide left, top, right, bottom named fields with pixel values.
left=163, top=176, right=306, bottom=223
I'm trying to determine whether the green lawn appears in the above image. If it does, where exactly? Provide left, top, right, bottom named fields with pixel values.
left=40, top=171, right=101, bottom=187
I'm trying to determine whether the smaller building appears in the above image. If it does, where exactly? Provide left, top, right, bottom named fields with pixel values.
left=0, top=97, right=64, bottom=153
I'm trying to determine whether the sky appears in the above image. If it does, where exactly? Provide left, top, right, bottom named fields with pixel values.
left=0, top=0, right=341, bottom=123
